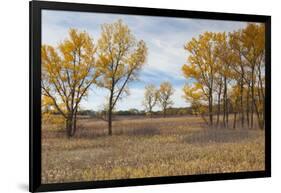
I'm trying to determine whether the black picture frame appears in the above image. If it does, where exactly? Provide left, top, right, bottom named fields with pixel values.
left=29, top=1, right=271, bottom=192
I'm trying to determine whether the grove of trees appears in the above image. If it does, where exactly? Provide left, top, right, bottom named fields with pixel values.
left=182, top=23, right=265, bottom=130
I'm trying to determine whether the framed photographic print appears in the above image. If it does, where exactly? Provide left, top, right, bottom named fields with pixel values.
left=29, top=0, right=271, bottom=192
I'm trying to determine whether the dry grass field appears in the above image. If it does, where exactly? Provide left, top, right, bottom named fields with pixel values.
left=41, top=115, right=265, bottom=183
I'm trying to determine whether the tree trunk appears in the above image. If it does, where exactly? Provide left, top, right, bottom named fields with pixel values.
left=258, top=64, right=265, bottom=102
left=257, top=65, right=265, bottom=130
left=65, top=115, right=73, bottom=137
left=240, top=79, right=244, bottom=128
left=108, top=88, right=114, bottom=136
left=250, top=69, right=255, bottom=129
left=253, top=97, right=264, bottom=130
left=233, top=111, right=237, bottom=129
left=71, top=110, right=78, bottom=136
left=108, top=109, right=112, bottom=135
left=216, top=83, right=222, bottom=127
left=149, top=108, right=153, bottom=118
left=209, top=93, right=213, bottom=127
left=226, top=98, right=229, bottom=127
left=233, top=98, right=239, bottom=129
left=246, top=86, right=250, bottom=128
left=223, top=77, right=227, bottom=128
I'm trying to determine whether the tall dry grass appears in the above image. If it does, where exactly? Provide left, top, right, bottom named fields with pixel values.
left=41, top=115, right=265, bottom=183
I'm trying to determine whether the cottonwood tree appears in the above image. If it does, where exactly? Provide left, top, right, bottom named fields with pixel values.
left=158, top=81, right=174, bottom=117
left=143, top=84, right=159, bottom=118
left=182, top=32, right=219, bottom=126
left=215, top=32, right=236, bottom=128
left=96, top=20, right=147, bottom=135
left=41, top=29, right=99, bottom=137
left=229, top=29, right=247, bottom=128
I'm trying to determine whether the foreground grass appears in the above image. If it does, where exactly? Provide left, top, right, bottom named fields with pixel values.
left=42, top=116, right=264, bottom=183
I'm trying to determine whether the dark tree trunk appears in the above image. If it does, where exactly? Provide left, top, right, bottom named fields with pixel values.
left=226, top=98, right=229, bottom=127
left=149, top=106, right=153, bottom=118
left=246, top=86, right=250, bottom=128
left=209, top=67, right=214, bottom=127
left=108, top=109, right=112, bottom=135
left=65, top=107, right=80, bottom=137
left=65, top=115, right=73, bottom=137
left=233, top=111, right=237, bottom=129
left=257, top=66, right=265, bottom=130
left=71, top=110, right=78, bottom=136
left=253, top=96, right=264, bottom=130
left=240, top=79, right=244, bottom=128
left=209, top=93, right=213, bottom=127
left=108, top=87, right=114, bottom=136
left=223, top=77, right=228, bottom=128
left=233, top=98, right=238, bottom=129
left=216, top=82, right=222, bottom=127
left=108, top=100, right=113, bottom=136
left=250, top=68, right=255, bottom=129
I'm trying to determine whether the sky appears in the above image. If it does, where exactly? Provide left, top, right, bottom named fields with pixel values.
left=42, top=10, right=247, bottom=111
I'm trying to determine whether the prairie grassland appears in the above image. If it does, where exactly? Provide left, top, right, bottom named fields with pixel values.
left=41, top=115, right=265, bottom=183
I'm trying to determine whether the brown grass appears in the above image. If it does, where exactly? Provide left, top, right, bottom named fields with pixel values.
left=41, top=115, right=265, bottom=183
